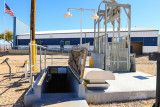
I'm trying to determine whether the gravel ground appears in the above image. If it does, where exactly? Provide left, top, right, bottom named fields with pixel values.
left=0, top=56, right=30, bottom=107
left=0, top=54, right=156, bottom=107
left=89, top=99, right=155, bottom=107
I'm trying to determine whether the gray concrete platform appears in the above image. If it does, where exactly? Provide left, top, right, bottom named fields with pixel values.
left=34, top=99, right=88, bottom=107
left=86, top=72, right=156, bottom=103
left=33, top=93, right=88, bottom=107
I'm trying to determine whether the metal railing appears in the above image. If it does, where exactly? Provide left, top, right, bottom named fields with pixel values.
left=29, top=43, right=47, bottom=89
left=28, top=43, right=90, bottom=89
left=94, top=35, right=130, bottom=71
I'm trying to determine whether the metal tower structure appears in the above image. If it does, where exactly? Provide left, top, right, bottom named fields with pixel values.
left=94, top=0, right=131, bottom=71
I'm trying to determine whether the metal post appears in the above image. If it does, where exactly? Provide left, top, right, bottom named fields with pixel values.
left=94, top=20, right=96, bottom=52
left=155, top=60, right=160, bottom=107
left=45, top=48, right=46, bottom=68
left=6, top=61, right=11, bottom=80
left=105, top=4, right=108, bottom=70
left=117, top=15, right=120, bottom=70
left=155, top=61, right=157, bottom=75
left=118, top=14, right=121, bottom=38
left=40, top=46, right=42, bottom=72
left=85, top=33, right=86, bottom=43
left=4, top=0, right=5, bottom=51
left=30, top=43, right=33, bottom=89
left=51, top=53, right=53, bottom=65
left=128, top=6, right=131, bottom=71
left=98, top=14, right=100, bottom=54
left=80, top=10, right=83, bottom=45
left=36, top=45, right=37, bottom=68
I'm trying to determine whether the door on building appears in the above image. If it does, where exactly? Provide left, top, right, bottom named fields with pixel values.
left=60, top=40, right=64, bottom=51
left=131, top=42, right=143, bottom=55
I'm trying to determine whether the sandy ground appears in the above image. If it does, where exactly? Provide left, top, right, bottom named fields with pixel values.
left=0, top=54, right=156, bottom=107
left=136, top=55, right=156, bottom=76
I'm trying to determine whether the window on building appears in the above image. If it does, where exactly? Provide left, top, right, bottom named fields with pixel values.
left=65, top=41, right=70, bottom=45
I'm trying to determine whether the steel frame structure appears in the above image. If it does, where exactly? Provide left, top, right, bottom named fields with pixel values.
left=94, top=0, right=131, bottom=71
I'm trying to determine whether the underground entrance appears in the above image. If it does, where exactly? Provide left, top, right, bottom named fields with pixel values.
left=44, top=67, right=73, bottom=93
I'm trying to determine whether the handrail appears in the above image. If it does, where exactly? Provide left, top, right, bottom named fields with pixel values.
left=29, top=43, right=47, bottom=89
left=29, top=43, right=47, bottom=49
left=37, top=69, right=47, bottom=86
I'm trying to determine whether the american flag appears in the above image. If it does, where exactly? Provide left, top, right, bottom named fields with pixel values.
left=5, top=3, right=14, bottom=18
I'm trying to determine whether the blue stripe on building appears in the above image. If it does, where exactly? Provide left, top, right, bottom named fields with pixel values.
left=18, top=37, right=158, bottom=46
left=131, top=37, right=143, bottom=42
left=131, top=37, right=157, bottom=46
left=18, top=38, right=112, bottom=46
left=143, top=37, right=157, bottom=46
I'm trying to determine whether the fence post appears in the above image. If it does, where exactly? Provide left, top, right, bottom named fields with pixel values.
left=40, top=46, right=42, bottom=72
left=45, top=48, right=46, bottom=68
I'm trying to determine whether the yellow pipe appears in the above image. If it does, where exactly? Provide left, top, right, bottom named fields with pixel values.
left=32, top=40, right=36, bottom=71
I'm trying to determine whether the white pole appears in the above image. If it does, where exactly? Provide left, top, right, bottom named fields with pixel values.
left=25, top=60, right=28, bottom=77
left=4, top=0, right=5, bottom=51
left=155, top=61, right=157, bottom=76
left=80, top=10, right=82, bottom=45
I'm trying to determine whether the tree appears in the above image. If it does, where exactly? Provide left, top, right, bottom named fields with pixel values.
left=0, top=31, right=13, bottom=48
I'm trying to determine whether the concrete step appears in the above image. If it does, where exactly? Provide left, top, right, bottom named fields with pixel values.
left=41, top=93, right=76, bottom=102
left=33, top=98, right=88, bottom=107
left=33, top=93, right=88, bottom=107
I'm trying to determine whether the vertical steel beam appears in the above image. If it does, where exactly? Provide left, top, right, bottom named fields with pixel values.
left=105, top=4, right=108, bottom=70
left=118, top=13, right=121, bottom=38
left=116, top=14, right=121, bottom=71
left=128, top=6, right=131, bottom=71
left=98, top=16, right=100, bottom=53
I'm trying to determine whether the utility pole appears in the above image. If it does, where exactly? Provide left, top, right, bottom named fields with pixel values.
left=149, top=52, right=160, bottom=107
left=30, top=0, right=36, bottom=71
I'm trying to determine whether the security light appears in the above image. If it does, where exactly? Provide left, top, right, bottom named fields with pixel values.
left=64, top=10, right=72, bottom=18
left=91, top=11, right=99, bottom=19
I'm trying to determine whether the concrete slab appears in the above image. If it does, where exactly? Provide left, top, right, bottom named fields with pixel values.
left=33, top=93, right=88, bottom=107
left=39, top=99, right=88, bottom=107
left=86, top=72, right=156, bottom=103
left=83, top=68, right=115, bottom=81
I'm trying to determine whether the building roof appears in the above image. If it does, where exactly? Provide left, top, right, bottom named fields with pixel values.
left=18, top=27, right=159, bottom=36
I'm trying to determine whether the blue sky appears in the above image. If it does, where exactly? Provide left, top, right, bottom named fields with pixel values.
left=0, top=0, right=160, bottom=33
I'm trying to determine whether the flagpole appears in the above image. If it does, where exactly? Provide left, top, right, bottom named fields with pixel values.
left=4, top=0, right=5, bottom=51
